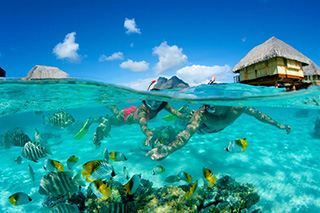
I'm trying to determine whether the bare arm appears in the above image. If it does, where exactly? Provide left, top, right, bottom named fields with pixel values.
left=243, top=107, right=291, bottom=133
left=167, top=110, right=202, bottom=153
left=164, top=103, right=191, bottom=120
left=138, top=105, right=153, bottom=137
left=146, top=109, right=203, bottom=160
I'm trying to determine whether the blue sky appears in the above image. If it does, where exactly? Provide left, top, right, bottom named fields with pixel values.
left=0, top=0, right=319, bottom=90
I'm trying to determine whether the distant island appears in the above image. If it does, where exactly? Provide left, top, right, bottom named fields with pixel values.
left=154, top=76, right=189, bottom=90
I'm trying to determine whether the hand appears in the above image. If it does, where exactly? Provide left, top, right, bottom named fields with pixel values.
left=143, top=135, right=156, bottom=147
left=146, top=144, right=169, bottom=161
left=279, top=124, right=291, bottom=134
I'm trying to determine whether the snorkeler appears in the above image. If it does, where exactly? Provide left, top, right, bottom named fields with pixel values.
left=146, top=83, right=292, bottom=161
left=74, top=82, right=190, bottom=149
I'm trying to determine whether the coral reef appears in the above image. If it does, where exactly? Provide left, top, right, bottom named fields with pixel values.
left=84, top=174, right=260, bottom=213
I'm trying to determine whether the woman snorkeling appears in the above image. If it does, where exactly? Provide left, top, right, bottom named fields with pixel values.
left=74, top=81, right=190, bottom=149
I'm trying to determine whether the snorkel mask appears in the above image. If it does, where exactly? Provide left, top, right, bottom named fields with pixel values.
left=145, top=80, right=163, bottom=111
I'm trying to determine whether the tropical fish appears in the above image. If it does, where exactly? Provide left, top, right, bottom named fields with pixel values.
left=103, top=148, right=109, bottom=162
left=93, top=126, right=103, bottom=149
left=123, top=166, right=130, bottom=180
left=178, top=171, right=192, bottom=183
left=67, top=155, right=79, bottom=170
left=12, top=133, right=31, bottom=147
left=8, top=192, right=32, bottom=206
left=50, top=203, right=79, bottom=213
left=28, top=164, right=35, bottom=183
left=164, top=175, right=181, bottom=183
left=123, top=174, right=141, bottom=195
left=34, top=129, right=42, bottom=144
left=185, top=180, right=198, bottom=200
left=44, top=112, right=75, bottom=128
left=109, top=152, right=127, bottom=162
left=90, top=179, right=111, bottom=200
left=81, top=160, right=115, bottom=182
left=226, top=138, right=248, bottom=153
left=152, top=166, right=165, bottom=175
left=203, top=167, right=216, bottom=187
left=44, top=159, right=65, bottom=172
left=98, top=202, right=133, bottom=213
left=22, top=142, right=51, bottom=163
left=39, top=171, right=84, bottom=197
left=14, top=156, right=22, bottom=165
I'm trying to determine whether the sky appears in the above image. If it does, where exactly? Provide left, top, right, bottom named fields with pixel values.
left=0, top=0, right=319, bottom=90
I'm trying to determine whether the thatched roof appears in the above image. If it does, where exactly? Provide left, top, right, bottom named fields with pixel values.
left=303, top=60, right=320, bottom=76
left=26, top=65, right=69, bottom=79
left=233, top=37, right=310, bottom=72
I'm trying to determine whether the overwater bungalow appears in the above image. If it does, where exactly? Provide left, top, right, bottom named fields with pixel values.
left=232, top=37, right=310, bottom=90
left=0, top=67, right=6, bottom=77
left=24, top=65, right=69, bottom=79
left=302, top=60, right=320, bottom=87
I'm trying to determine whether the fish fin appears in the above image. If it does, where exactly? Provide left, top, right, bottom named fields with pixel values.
left=162, top=106, right=183, bottom=122
left=73, top=119, right=90, bottom=140
left=44, top=144, right=52, bottom=155
left=123, top=181, right=131, bottom=195
left=73, top=170, right=86, bottom=186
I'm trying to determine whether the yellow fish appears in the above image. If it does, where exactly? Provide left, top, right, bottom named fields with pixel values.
left=109, top=152, right=127, bottom=162
left=9, top=192, right=32, bottom=206
left=178, top=171, right=192, bottom=183
left=81, top=160, right=115, bottom=182
left=152, top=166, right=165, bottom=175
left=67, top=155, right=79, bottom=170
left=185, top=180, right=198, bottom=200
left=226, top=138, right=248, bottom=153
left=91, top=179, right=111, bottom=200
left=203, top=167, right=216, bottom=187
left=123, top=174, right=141, bottom=195
left=44, top=159, right=65, bottom=172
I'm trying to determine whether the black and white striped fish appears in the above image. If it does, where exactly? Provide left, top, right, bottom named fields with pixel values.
left=44, top=112, right=75, bottom=128
left=12, top=133, right=31, bottom=147
left=21, top=142, right=51, bottom=163
left=39, top=171, right=84, bottom=198
left=99, top=202, right=133, bottom=213
left=50, top=203, right=79, bottom=213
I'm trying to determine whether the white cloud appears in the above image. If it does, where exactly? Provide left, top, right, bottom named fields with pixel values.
left=124, top=18, right=141, bottom=34
left=53, top=32, right=80, bottom=61
left=176, top=64, right=232, bottom=86
left=242, top=37, right=247, bottom=42
left=123, top=78, right=156, bottom=91
left=153, top=41, right=187, bottom=73
left=99, top=52, right=124, bottom=62
left=120, top=59, right=149, bottom=72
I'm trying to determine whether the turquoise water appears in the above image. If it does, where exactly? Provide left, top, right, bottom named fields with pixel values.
left=1, top=79, right=320, bottom=212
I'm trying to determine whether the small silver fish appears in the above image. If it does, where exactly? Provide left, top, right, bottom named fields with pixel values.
left=103, top=148, right=109, bottom=162
left=152, top=166, right=165, bottom=175
left=28, top=164, right=35, bottom=183
left=14, top=156, right=22, bottom=165
left=44, top=112, right=75, bottom=128
left=123, top=166, right=130, bottom=180
left=22, top=142, right=51, bottom=163
left=164, top=175, right=181, bottom=183
left=9, top=192, right=32, bottom=206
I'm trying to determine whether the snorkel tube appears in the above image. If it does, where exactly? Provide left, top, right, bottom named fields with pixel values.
left=205, top=74, right=216, bottom=113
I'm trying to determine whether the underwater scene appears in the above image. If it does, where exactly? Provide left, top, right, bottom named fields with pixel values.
left=1, top=79, right=320, bottom=213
